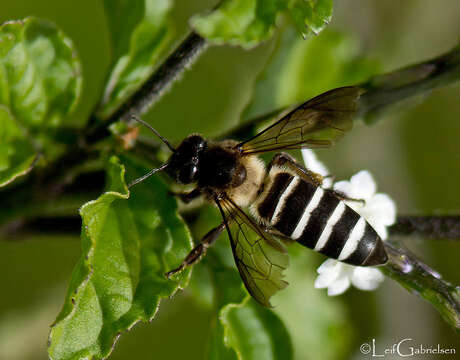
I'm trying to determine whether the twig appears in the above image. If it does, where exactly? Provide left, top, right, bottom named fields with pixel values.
left=0, top=216, right=82, bottom=241
left=382, top=240, right=460, bottom=332
left=231, top=42, right=460, bottom=134
left=358, top=43, right=460, bottom=122
left=390, top=215, right=460, bottom=240
left=86, top=31, right=207, bottom=144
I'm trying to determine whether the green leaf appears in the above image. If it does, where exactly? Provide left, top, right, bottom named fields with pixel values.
left=191, top=0, right=334, bottom=48
left=191, top=0, right=282, bottom=48
left=244, top=29, right=380, bottom=120
left=205, top=239, right=292, bottom=360
left=48, top=155, right=193, bottom=360
left=0, top=17, right=82, bottom=128
left=289, top=0, right=333, bottom=37
left=208, top=319, right=238, bottom=360
left=0, top=105, right=37, bottom=187
left=97, top=0, right=174, bottom=119
left=0, top=17, right=81, bottom=186
left=220, top=301, right=293, bottom=360
left=209, top=299, right=293, bottom=360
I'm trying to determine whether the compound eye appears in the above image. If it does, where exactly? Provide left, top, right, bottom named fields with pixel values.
left=178, top=164, right=198, bottom=184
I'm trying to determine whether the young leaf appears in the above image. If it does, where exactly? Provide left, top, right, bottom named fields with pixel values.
left=0, top=105, right=37, bottom=187
left=219, top=301, right=293, bottom=360
left=97, top=0, right=174, bottom=119
left=0, top=17, right=82, bottom=129
left=205, top=243, right=293, bottom=360
left=208, top=296, right=294, bottom=360
left=191, top=0, right=334, bottom=48
left=191, top=0, right=282, bottom=48
left=48, top=156, right=193, bottom=360
left=0, top=17, right=81, bottom=185
left=208, top=319, right=239, bottom=360
left=289, top=0, right=333, bottom=37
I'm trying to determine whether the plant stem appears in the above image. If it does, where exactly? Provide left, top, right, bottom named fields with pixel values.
left=231, top=42, right=460, bottom=134
left=383, top=240, right=460, bottom=333
left=86, top=31, right=207, bottom=144
left=358, top=43, right=460, bottom=123
left=4, top=213, right=460, bottom=243
left=390, top=215, right=460, bottom=240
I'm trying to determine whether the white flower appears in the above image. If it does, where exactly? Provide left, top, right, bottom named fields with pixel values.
left=301, top=149, right=397, bottom=296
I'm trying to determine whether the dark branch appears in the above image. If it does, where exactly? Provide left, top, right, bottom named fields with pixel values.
left=390, top=215, right=460, bottom=239
left=4, top=213, right=460, bottom=243
left=383, top=240, right=460, bottom=332
left=86, top=31, right=207, bottom=145
left=231, top=42, right=460, bottom=136
left=0, top=216, right=82, bottom=241
left=358, top=42, right=460, bottom=122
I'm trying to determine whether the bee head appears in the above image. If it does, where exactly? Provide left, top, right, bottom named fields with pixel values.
left=166, top=134, right=207, bottom=184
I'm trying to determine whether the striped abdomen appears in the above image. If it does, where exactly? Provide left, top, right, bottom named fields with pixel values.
left=253, top=170, right=387, bottom=266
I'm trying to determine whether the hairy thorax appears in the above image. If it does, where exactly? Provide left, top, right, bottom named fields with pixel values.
left=198, top=139, right=266, bottom=207
left=225, top=154, right=266, bottom=207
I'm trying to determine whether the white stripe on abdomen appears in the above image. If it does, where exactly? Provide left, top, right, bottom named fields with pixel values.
left=270, top=177, right=300, bottom=224
left=291, top=187, right=325, bottom=239
left=314, top=202, right=346, bottom=251
left=338, top=217, right=366, bottom=260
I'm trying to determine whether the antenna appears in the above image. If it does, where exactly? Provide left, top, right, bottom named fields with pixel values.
left=128, top=162, right=169, bottom=188
left=130, top=115, right=176, bottom=153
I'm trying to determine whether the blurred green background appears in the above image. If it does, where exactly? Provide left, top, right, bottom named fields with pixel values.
left=1, top=0, right=460, bottom=359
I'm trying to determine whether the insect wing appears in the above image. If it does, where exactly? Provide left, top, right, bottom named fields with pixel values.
left=237, top=86, right=364, bottom=155
left=221, top=198, right=289, bottom=307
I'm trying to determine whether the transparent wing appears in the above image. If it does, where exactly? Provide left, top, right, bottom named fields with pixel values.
left=237, top=86, right=364, bottom=155
left=220, top=197, right=289, bottom=307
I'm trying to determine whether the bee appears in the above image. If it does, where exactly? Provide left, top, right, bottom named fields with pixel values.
left=128, top=86, right=388, bottom=307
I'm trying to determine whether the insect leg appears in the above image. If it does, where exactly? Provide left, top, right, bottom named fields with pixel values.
left=165, top=222, right=225, bottom=278
left=330, top=189, right=365, bottom=204
left=268, top=152, right=324, bottom=186
left=265, top=227, right=296, bottom=244
left=270, top=153, right=365, bottom=203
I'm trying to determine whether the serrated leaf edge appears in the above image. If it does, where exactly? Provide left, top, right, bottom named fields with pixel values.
left=218, top=295, right=251, bottom=360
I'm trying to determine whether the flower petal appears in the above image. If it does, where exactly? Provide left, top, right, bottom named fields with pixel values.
left=315, top=260, right=342, bottom=288
left=317, top=258, right=338, bottom=274
left=350, top=267, right=384, bottom=291
left=349, top=170, right=376, bottom=200
left=366, top=193, right=397, bottom=226
left=315, top=273, right=334, bottom=289
left=333, top=180, right=353, bottom=195
left=327, top=275, right=351, bottom=296
left=359, top=193, right=396, bottom=239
